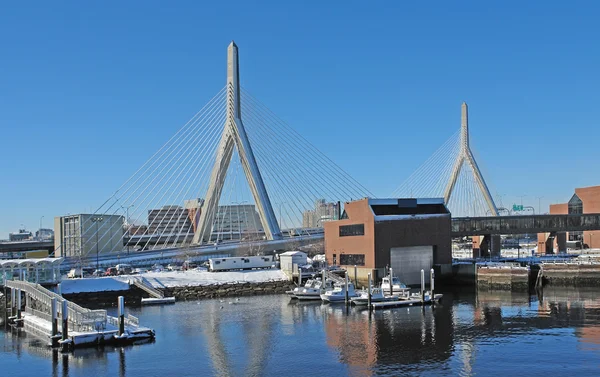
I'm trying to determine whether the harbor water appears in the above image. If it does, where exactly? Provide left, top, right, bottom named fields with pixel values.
left=2, top=286, right=600, bottom=376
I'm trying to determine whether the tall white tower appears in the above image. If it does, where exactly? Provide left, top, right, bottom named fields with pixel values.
left=192, top=42, right=282, bottom=244
left=443, top=102, right=498, bottom=216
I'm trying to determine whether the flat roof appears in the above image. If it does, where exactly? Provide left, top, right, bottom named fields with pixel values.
left=0, top=258, right=64, bottom=267
left=367, top=198, right=445, bottom=206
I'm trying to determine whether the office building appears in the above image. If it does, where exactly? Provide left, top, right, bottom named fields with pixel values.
left=54, top=214, right=124, bottom=258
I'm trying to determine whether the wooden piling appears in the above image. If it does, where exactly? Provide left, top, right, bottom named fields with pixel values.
left=118, top=296, right=125, bottom=337
left=367, top=272, right=372, bottom=310
left=61, top=300, right=68, bottom=341
left=420, top=269, right=425, bottom=303
left=389, top=267, right=394, bottom=296
left=345, top=272, right=349, bottom=305
left=51, top=298, right=58, bottom=347
left=10, top=287, right=15, bottom=314
left=354, top=265, right=358, bottom=287
left=16, top=289, right=21, bottom=320
left=430, top=268, right=435, bottom=305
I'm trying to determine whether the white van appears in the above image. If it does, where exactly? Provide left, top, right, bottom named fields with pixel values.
left=115, top=264, right=133, bottom=275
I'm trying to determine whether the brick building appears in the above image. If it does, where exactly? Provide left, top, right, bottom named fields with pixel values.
left=324, top=198, right=452, bottom=285
left=538, top=185, right=600, bottom=252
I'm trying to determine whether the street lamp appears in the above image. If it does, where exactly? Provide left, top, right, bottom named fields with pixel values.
left=91, top=216, right=104, bottom=272
left=535, top=196, right=544, bottom=215
left=39, top=216, right=44, bottom=240
left=121, top=205, right=134, bottom=254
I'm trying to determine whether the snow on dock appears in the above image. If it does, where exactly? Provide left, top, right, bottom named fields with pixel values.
left=60, top=277, right=130, bottom=293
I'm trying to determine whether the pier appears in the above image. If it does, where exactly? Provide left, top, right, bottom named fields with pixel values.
left=3, top=279, right=155, bottom=350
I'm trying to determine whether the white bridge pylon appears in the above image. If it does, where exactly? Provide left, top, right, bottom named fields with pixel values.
left=393, top=102, right=498, bottom=217
left=192, top=41, right=282, bottom=244
left=444, top=102, right=498, bottom=216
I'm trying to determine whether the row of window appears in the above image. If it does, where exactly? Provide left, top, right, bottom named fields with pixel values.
left=339, top=224, right=364, bottom=237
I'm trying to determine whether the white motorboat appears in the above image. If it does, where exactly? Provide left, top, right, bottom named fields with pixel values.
left=351, top=287, right=388, bottom=306
left=286, top=279, right=315, bottom=298
left=381, top=276, right=409, bottom=295
left=295, top=279, right=333, bottom=301
left=320, top=283, right=358, bottom=303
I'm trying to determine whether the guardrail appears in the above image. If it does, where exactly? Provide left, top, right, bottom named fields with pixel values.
left=131, top=278, right=164, bottom=299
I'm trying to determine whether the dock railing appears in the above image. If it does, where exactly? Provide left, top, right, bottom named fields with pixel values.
left=6, top=280, right=107, bottom=332
left=131, top=277, right=164, bottom=299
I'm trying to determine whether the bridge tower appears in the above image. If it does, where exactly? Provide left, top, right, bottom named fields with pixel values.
left=444, top=102, right=498, bottom=216
left=192, top=42, right=282, bottom=244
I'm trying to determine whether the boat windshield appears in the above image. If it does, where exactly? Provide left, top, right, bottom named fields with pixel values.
left=392, top=277, right=406, bottom=287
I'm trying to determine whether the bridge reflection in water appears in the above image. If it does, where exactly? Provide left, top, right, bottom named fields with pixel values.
left=4, top=288, right=600, bottom=376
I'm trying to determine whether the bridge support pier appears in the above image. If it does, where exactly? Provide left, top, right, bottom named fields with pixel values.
left=489, top=235, right=501, bottom=258
left=556, top=232, right=567, bottom=254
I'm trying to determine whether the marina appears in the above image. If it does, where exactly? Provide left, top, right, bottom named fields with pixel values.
left=4, top=287, right=600, bottom=376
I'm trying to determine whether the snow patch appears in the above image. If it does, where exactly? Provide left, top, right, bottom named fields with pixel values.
left=60, top=277, right=130, bottom=294
left=128, top=269, right=289, bottom=288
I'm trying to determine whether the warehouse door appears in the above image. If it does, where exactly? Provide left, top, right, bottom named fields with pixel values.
left=390, top=246, right=433, bottom=286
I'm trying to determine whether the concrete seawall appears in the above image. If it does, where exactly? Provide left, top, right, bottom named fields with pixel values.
left=540, top=263, right=600, bottom=286
left=476, top=265, right=530, bottom=291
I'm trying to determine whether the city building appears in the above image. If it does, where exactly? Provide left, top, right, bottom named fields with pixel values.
left=324, top=198, right=452, bottom=286
left=127, top=224, right=148, bottom=236
left=148, top=205, right=194, bottom=235
left=184, top=198, right=203, bottom=233
left=9, top=229, right=33, bottom=241
left=146, top=202, right=262, bottom=242
left=302, top=199, right=339, bottom=228
left=54, top=214, right=124, bottom=258
left=35, top=228, right=54, bottom=240
left=538, top=184, right=600, bottom=252
left=212, top=204, right=263, bottom=241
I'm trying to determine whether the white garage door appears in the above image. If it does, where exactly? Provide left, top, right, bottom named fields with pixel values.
left=390, top=246, right=433, bottom=286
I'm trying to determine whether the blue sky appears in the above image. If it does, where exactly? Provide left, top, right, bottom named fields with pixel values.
left=1, top=1, right=599, bottom=237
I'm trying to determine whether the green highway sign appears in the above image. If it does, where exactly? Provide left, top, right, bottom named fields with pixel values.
left=513, top=204, right=524, bottom=211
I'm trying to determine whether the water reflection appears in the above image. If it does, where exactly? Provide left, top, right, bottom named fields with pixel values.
left=3, top=288, right=600, bottom=376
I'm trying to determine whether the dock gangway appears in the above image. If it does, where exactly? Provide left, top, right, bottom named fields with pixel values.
left=131, top=277, right=164, bottom=299
left=5, top=279, right=107, bottom=332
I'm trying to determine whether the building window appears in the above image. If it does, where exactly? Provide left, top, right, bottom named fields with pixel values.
left=339, top=224, right=364, bottom=237
left=340, top=254, right=365, bottom=266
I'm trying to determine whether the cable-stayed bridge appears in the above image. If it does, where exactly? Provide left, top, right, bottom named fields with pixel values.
left=57, top=41, right=371, bottom=261
left=46, top=41, right=600, bottom=264
left=393, top=102, right=498, bottom=218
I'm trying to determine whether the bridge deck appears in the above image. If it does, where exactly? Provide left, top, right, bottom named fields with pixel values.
left=452, top=213, right=600, bottom=236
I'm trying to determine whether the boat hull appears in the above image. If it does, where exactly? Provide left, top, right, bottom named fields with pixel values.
left=295, top=293, right=322, bottom=301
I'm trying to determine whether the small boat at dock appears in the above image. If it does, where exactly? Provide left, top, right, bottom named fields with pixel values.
left=295, top=279, right=333, bottom=300
left=320, top=282, right=359, bottom=303
left=286, top=279, right=315, bottom=299
left=381, top=275, right=410, bottom=295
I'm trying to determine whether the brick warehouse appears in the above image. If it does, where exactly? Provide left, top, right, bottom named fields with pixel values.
left=324, top=198, right=452, bottom=286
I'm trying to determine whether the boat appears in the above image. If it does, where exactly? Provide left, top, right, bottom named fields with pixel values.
left=295, top=279, right=333, bottom=300
left=286, top=279, right=315, bottom=299
left=381, top=275, right=410, bottom=295
left=320, top=282, right=358, bottom=303
left=350, top=287, right=396, bottom=306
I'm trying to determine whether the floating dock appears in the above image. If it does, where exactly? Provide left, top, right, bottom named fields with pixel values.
left=370, top=294, right=443, bottom=310
left=4, top=280, right=155, bottom=350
